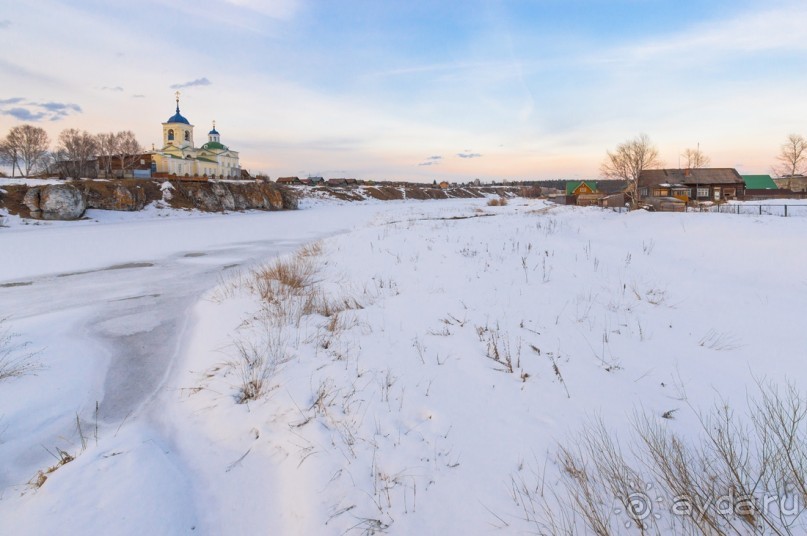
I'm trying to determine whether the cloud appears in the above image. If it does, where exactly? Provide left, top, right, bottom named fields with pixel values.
left=170, top=77, right=212, bottom=89
left=0, top=20, right=10, bottom=29
left=40, top=101, right=82, bottom=112
left=417, top=155, right=443, bottom=166
left=40, top=101, right=82, bottom=121
left=101, top=86, right=124, bottom=92
left=2, top=107, right=45, bottom=121
left=132, top=94, right=146, bottom=98
left=224, top=0, right=299, bottom=20
left=0, top=100, right=82, bottom=122
left=595, top=3, right=807, bottom=70
left=457, top=152, right=482, bottom=159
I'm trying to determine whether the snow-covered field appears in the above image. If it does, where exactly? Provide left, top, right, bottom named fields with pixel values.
left=1, top=198, right=806, bottom=534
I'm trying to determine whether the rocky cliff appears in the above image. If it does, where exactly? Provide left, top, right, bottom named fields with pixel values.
left=1, top=179, right=298, bottom=220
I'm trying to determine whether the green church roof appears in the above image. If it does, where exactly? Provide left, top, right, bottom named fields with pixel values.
left=742, top=175, right=778, bottom=189
left=202, top=141, right=227, bottom=151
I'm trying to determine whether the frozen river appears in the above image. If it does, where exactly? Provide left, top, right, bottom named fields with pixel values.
left=0, top=204, right=391, bottom=491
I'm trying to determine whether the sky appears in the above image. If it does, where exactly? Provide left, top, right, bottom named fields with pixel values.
left=1, top=0, right=807, bottom=181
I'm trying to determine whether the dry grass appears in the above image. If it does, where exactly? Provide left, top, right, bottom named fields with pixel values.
left=232, top=331, right=290, bottom=403
left=477, top=325, right=521, bottom=374
left=228, top=241, right=365, bottom=402
left=487, top=197, right=509, bottom=207
left=510, top=381, right=807, bottom=535
left=0, top=317, right=40, bottom=382
left=29, top=449, right=74, bottom=490
left=253, top=256, right=318, bottom=297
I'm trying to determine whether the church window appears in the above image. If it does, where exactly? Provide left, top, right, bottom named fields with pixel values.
left=184, top=131, right=190, bottom=141
left=168, top=129, right=174, bottom=141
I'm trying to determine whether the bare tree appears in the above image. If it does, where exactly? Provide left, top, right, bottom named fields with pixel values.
left=600, top=134, right=662, bottom=206
left=0, top=139, right=21, bottom=177
left=775, top=134, right=807, bottom=178
left=56, top=129, right=98, bottom=179
left=3, top=125, right=50, bottom=176
left=96, top=132, right=120, bottom=178
left=682, top=147, right=711, bottom=169
left=116, top=130, right=143, bottom=175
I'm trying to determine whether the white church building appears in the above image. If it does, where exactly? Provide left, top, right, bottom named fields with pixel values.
left=151, top=93, right=241, bottom=179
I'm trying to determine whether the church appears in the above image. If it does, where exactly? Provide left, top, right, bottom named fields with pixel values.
left=151, top=93, right=241, bottom=179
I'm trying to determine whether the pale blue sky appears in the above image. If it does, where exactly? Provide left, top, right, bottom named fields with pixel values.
left=2, top=0, right=806, bottom=180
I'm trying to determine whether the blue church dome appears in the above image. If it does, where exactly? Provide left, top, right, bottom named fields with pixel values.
left=209, top=127, right=219, bottom=135
left=167, top=104, right=190, bottom=125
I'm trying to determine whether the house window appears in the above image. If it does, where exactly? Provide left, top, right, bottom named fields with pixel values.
left=168, top=129, right=174, bottom=141
left=724, top=188, right=736, bottom=198
left=652, top=188, right=667, bottom=197
left=639, top=187, right=648, bottom=197
left=184, top=131, right=190, bottom=142
left=697, top=187, right=709, bottom=197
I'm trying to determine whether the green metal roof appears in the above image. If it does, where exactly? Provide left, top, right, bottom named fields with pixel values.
left=742, top=175, right=778, bottom=189
left=566, top=180, right=597, bottom=194
left=201, top=141, right=226, bottom=151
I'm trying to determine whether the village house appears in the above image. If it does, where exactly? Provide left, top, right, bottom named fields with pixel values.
left=742, top=174, right=778, bottom=191
left=565, top=180, right=604, bottom=206
left=276, top=176, right=300, bottom=185
left=638, top=168, right=745, bottom=202
left=773, top=175, right=807, bottom=192
left=565, top=180, right=597, bottom=196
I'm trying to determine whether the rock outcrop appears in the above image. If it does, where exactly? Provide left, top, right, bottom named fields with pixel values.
left=169, top=181, right=290, bottom=211
left=83, top=182, right=148, bottom=211
left=23, top=184, right=87, bottom=220
left=0, top=178, right=295, bottom=219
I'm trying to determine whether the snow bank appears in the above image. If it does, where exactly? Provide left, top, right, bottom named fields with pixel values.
left=2, top=199, right=806, bottom=534
left=168, top=201, right=807, bottom=533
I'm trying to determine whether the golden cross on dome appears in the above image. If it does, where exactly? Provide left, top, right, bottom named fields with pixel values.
left=175, top=90, right=181, bottom=104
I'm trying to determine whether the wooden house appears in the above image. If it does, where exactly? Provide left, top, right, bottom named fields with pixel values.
left=565, top=181, right=598, bottom=196
left=773, top=176, right=807, bottom=192
left=598, top=193, right=627, bottom=208
left=276, top=176, right=300, bottom=185
left=638, top=168, right=745, bottom=202
left=565, top=181, right=605, bottom=206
